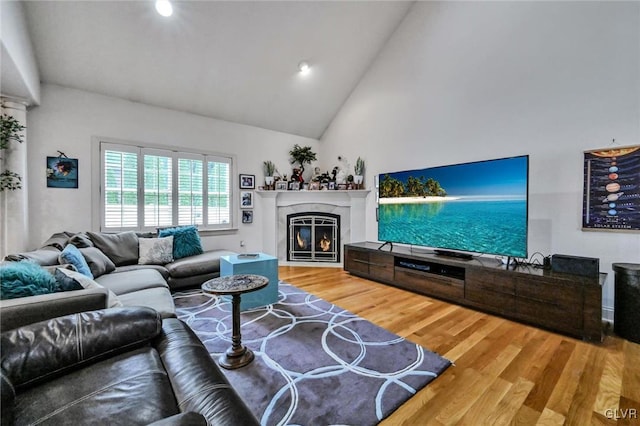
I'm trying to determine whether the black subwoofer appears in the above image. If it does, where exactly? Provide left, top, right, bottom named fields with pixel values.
left=551, top=254, right=599, bottom=277
left=613, top=263, right=640, bottom=344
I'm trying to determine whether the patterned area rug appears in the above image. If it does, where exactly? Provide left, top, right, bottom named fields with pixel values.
left=173, top=282, right=451, bottom=426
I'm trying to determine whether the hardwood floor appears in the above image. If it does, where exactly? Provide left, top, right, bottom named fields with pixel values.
left=278, top=266, right=640, bottom=426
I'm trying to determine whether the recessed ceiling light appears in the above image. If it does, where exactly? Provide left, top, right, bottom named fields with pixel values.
left=155, top=0, right=173, bottom=17
left=298, top=61, right=311, bottom=75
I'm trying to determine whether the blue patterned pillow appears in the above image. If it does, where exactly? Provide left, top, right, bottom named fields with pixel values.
left=0, top=261, right=58, bottom=300
left=59, top=244, right=93, bottom=278
left=158, top=226, right=203, bottom=260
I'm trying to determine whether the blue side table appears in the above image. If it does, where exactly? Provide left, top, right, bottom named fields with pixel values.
left=221, top=253, right=279, bottom=311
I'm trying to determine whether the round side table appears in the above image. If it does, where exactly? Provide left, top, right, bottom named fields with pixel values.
left=202, top=274, right=269, bottom=369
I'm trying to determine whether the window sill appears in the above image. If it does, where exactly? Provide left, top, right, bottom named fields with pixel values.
left=198, top=227, right=238, bottom=237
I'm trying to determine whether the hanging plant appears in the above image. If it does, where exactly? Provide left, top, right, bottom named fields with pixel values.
left=289, top=144, right=317, bottom=174
left=0, top=171, right=21, bottom=191
left=0, top=113, right=25, bottom=191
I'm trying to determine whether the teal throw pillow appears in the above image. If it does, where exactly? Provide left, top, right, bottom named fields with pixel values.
left=158, top=226, right=203, bottom=260
left=59, top=244, right=94, bottom=278
left=0, top=261, right=58, bottom=300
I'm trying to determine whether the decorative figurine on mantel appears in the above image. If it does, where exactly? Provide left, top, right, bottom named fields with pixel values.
left=290, top=168, right=304, bottom=184
left=311, top=167, right=322, bottom=182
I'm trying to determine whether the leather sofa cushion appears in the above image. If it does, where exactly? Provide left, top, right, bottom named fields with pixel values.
left=168, top=273, right=219, bottom=291
left=164, top=250, right=236, bottom=279
left=155, top=319, right=259, bottom=425
left=3, top=247, right=61, bottom=265
left=12, top=347, right=180, bottom=425
left=79, top=247, right=116, bottom=278
left=117, top=288, right=176, bottom=319
left=67, top=232, right=94, bottom=248
left=0, top=288, right=108, bottom=332
left=113, top=264, right=170, bottom=279
left=88, top=231, right=139, bottom=266
left=95, top=269, right=168, bottom=295
left=147, top=412, right=207, bottom=425
left=2, top=307, right=162, bottom=389
left=41, top=232, right=74, bottom=251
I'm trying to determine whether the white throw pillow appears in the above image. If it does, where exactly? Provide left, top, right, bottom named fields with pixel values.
left=56, top=267, right=123, bottom=308
left=138, top=236, right=174, bottom=265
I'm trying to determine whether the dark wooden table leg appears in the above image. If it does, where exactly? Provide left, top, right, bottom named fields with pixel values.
left=218, top=294, right=255, bottom=369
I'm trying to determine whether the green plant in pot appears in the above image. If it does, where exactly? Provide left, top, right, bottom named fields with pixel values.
left=353, top=157, right=365, bottom=188
left=263, top=160, right=276, bottom=188
left=0, top=113, right=25, bottom=191
left=289, top=144, right=317, bottom=180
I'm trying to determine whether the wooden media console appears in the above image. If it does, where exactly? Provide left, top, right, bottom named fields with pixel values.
left=344, top=242, right=605, bottom=342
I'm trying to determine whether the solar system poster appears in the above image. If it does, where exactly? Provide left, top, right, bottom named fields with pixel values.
left=583, top=145, right=640, bottom=231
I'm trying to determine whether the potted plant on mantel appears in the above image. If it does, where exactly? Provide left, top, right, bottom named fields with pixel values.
left=0, top=113, right=25, bottom=191
left=353, top=157, right=365, bottom=189
left=289, top=144, right=317, bottom=182
left=263, top=160, right=276, bottom=189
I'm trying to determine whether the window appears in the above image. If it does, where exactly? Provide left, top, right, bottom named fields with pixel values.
left=100, top=141, right=233, bottom=231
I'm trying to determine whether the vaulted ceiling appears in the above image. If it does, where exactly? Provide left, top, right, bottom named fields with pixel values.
left=20, top=1, right=413, bottom=139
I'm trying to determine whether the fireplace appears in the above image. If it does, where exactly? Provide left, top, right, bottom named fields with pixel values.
left=287, top=212, right=340, bottom=263
left=255, top=189, right=370, bottom=265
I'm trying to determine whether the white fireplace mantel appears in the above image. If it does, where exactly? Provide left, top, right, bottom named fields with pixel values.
left=256, top=190, right=370, bottom=263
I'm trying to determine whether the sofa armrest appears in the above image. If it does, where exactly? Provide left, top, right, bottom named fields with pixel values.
left=0, top=288, right=109, bottom=331
left=1, top=307, right=162, bottom=390
left=155, top=319, right=259, bottom=425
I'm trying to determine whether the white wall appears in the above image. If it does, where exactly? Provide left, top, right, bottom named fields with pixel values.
left=0, top=0, right=40, bottom=104
left=320, top=1, right=640, bottom=316
left=26, top=84, right=319, bottom=254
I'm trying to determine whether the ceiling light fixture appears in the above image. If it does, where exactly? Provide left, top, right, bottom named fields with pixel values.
left=298, top=61, right=311, bottom=75
left=155, top=0, right=173, bottom=17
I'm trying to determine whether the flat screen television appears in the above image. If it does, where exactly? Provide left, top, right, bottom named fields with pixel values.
left=377, top=155, right=529, bottom=259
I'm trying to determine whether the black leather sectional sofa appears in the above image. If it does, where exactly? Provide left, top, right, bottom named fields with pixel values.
left=1, top=307, right=259, bottom=426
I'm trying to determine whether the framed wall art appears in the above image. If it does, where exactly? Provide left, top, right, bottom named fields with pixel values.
left=239, top=174, right=255, bottom=189
left=583, top=144, right=640, bottom=231
left=242, top=210, right=254, bottom=224
left=240, top=191, right=254, bottom=208
left=46, top=156, right=78, bottom=188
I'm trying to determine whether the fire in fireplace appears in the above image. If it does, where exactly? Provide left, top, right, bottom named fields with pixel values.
left=287, top=212, right=340, bottom=262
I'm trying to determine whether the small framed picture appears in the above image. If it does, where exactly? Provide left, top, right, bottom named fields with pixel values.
left=309, top=182, right=319, bottom=190
left=338, top=183, right=348, bottom=190
left=289, top=181, right=300, bottom=191
left=275, top=181, right=288, bottom=191
left=240, top=191, right=254, bottom=208
left=47, top=156, right=79, bottom=188
left=239, top=174, right=255, bottom=189
left=242, top=210, right=253, bottom=224
left=328, top=182, right=336, bottom=190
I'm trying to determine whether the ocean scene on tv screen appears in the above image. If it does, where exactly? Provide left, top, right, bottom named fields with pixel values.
left=378, top=156, right=528, bottom=257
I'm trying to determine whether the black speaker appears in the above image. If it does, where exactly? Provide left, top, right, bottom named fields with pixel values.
left=551, top=254, right=599, bottom=277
